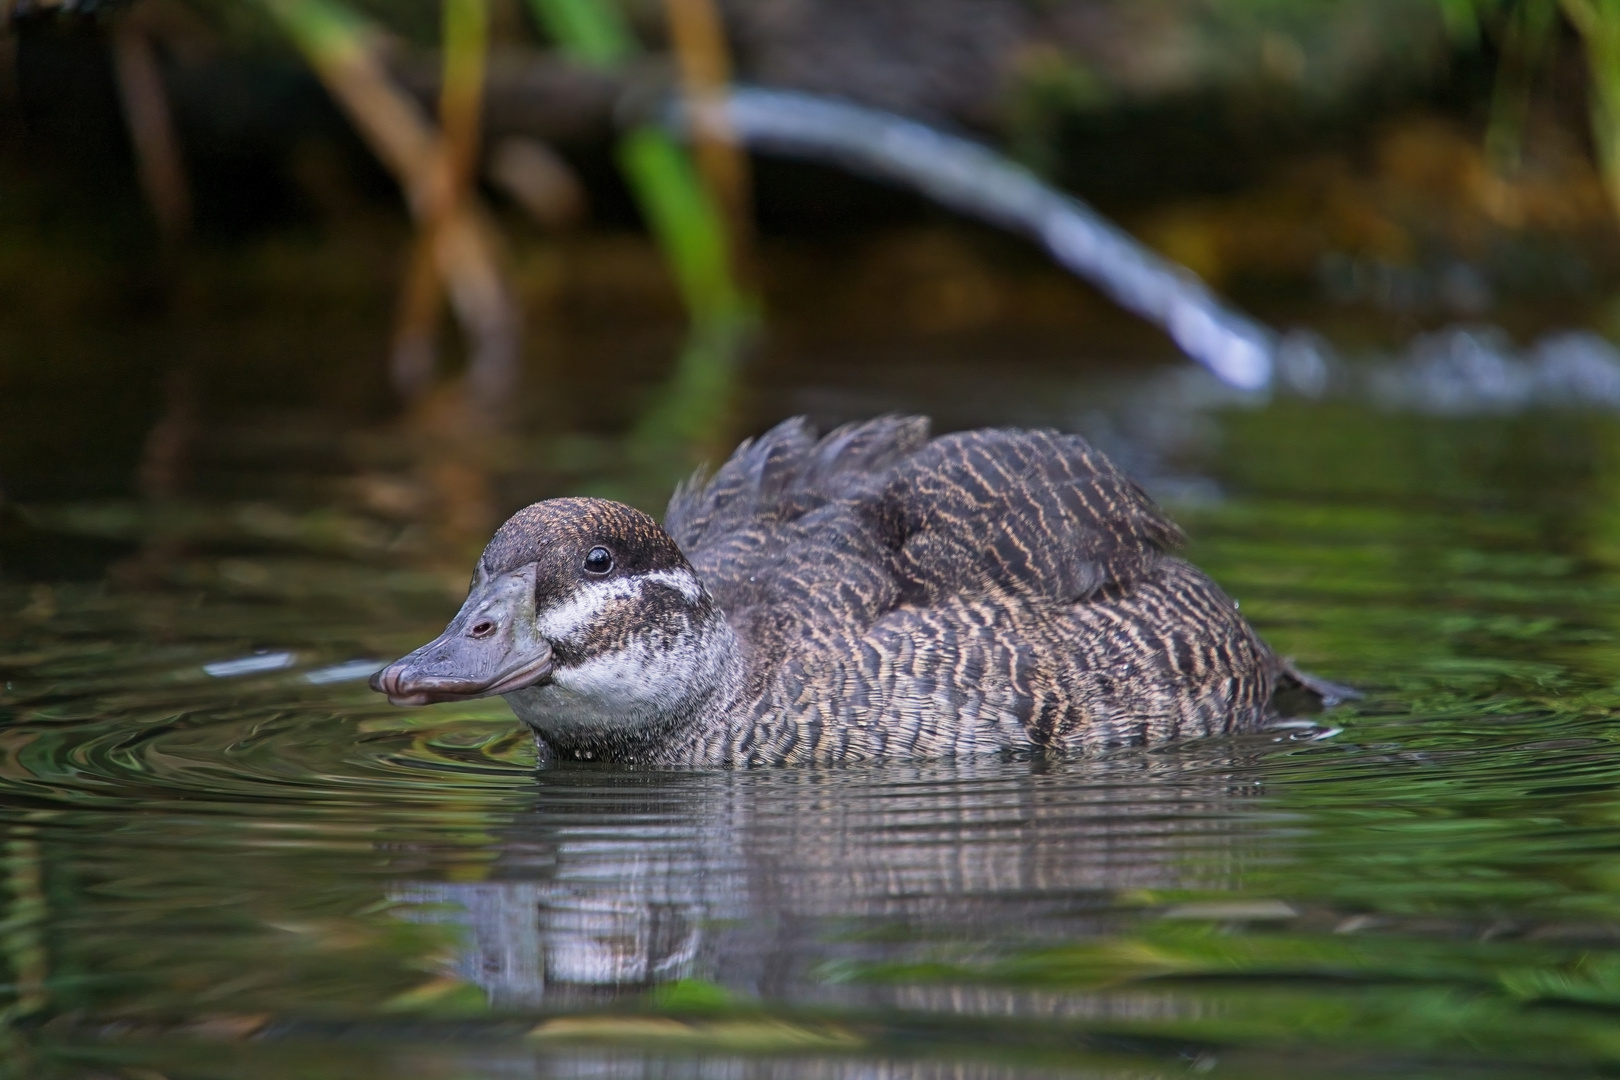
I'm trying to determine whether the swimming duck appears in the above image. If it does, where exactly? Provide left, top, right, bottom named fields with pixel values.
left=372, top=416, right=1331, bottom=765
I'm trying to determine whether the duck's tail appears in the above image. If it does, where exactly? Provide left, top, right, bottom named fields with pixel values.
left=1269, top=657, right=1360, bottom=718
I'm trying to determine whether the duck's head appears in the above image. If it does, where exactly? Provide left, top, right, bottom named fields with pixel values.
left=371, top=498, right=734, bottom=737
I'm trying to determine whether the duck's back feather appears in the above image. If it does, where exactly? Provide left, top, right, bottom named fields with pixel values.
left=873, top=427, right=1184, bottom=605
left=660, top=417, right=1273, bottom=761
left=665, top=417, right=926, bottom=661
left=667, top=416, right=1183, bottom=617
left=663, top=415, right=928, bottom=551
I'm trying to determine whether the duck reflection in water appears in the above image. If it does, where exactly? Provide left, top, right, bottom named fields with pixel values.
left=397, top=751, right=1265, bottom=1009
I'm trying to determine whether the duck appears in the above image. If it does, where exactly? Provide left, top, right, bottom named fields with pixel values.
left=371, top=416, right=1340, bottom=766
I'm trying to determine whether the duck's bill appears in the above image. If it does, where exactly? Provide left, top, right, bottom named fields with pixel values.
left=369, top=564, right=552, bottom=707
left=369, top=639, right=554, bottom=706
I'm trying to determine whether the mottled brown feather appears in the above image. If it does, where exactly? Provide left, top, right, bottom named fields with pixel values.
left=642, top=417, right=1279, bottom=765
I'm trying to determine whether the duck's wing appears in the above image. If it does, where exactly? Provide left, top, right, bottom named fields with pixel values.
left=662, top=417, right=930, bottom=664
left=873, top=428, right=1185, bottom=605
left=665, top=415, right=929, bottom=553
left=664, top=415, right=925, bottom=590
left=664, top=419, right=1182, bottom=677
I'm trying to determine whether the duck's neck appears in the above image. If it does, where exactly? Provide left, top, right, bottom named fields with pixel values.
left=503, top=600, right=746, bottom=760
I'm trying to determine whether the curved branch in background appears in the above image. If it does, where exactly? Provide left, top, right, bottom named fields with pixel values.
left=667, top=87, right=1276, bottom=391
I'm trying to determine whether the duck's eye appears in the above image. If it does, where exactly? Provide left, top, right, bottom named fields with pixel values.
left=583, top=546, right=614, bottom=575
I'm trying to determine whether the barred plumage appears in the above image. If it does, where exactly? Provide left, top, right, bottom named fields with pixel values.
left=375, top=416, right=1330, bottom=765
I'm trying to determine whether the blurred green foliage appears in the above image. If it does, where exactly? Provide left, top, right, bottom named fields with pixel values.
left=525, top=0, right=755, bottom=485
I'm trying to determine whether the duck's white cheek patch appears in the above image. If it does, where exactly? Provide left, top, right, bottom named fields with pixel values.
left=643, top=569, right=702, bottom=604
left=535, top=569, right=703, bottom=642
left=536, top=579, right=640, bottom=641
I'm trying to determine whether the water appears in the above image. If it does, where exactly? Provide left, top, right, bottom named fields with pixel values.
left=3, top=343, right=1620, bottom=1079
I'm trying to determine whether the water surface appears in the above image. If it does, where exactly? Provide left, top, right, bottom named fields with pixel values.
left=3, top=363, right=1620, bottom=1079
